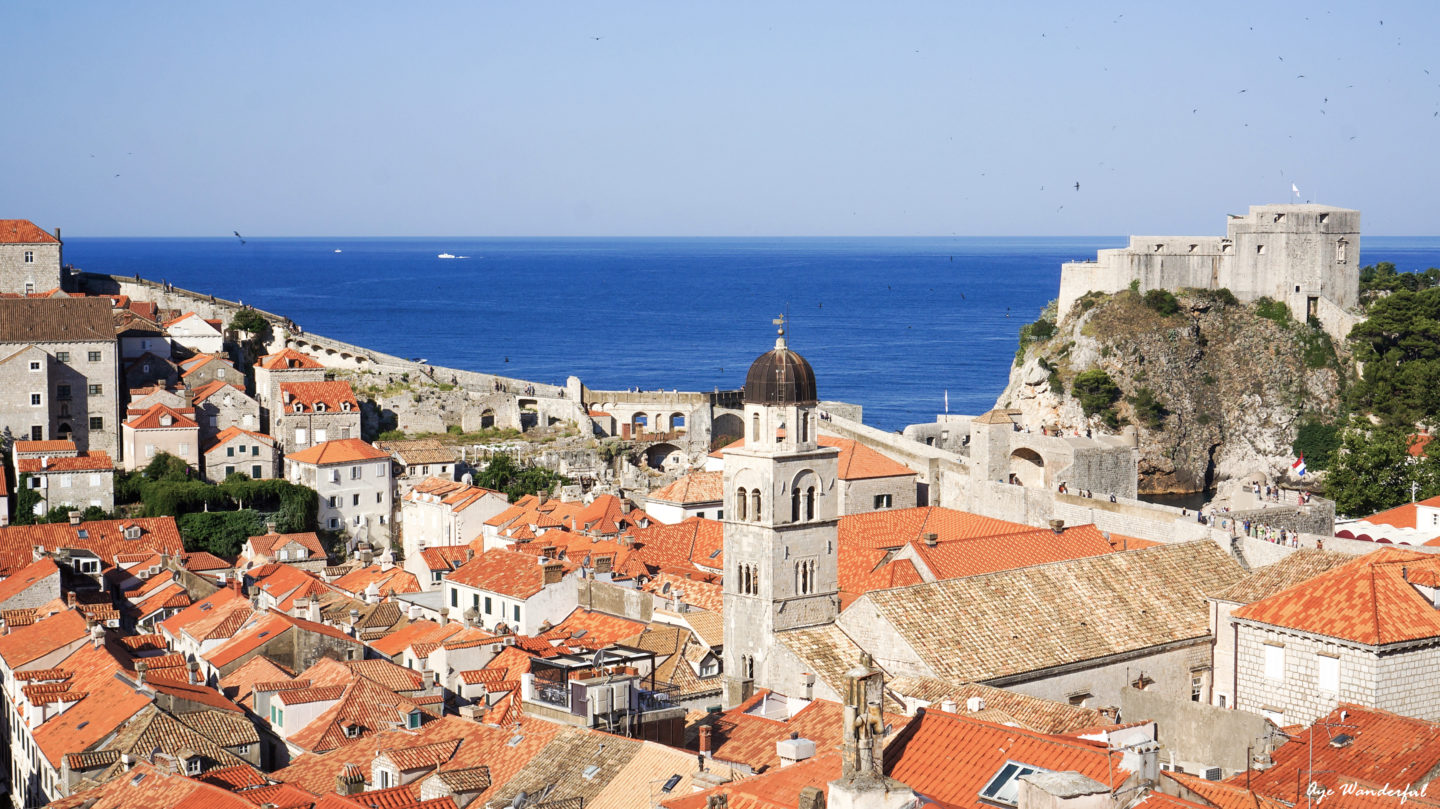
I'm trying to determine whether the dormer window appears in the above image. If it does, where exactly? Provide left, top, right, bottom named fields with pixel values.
left=315, top=402, right=326, bottom=413
left=341, top=402, right=352, bottom=412
left=124, top=525, right=142, bottom=540
left=294, top=403, right=304, bottom=413
left=159, top=414, right=174, bottom=427
left=407, top=709, right=422, bottom=729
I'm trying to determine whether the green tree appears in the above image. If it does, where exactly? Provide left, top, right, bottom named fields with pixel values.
left=1324, top=423, right=1440, bottom=516
left=1127, top=387, right=1168, bottom=430
left=1292, top=421, right=1341, bottom=471
left=143, top=452, right=192, bottom=482
left=1347, top=287, right=1440, bottom=426
left=13, top=474, right=42, bottom=525
left=229, top=307, right=269, bottom=336
left=476, top=453, right=570, bottom=502
left=1072, top=370, right=1120, bottom=415
left=178, top=510, right=264, bottom=557
left=1142, top=289, right=1180, bottom=316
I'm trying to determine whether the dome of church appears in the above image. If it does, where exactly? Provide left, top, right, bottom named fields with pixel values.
left=744, top=334, right=818, bottom=406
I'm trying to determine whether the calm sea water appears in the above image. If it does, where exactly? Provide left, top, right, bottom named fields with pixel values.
left=64, top=236, right=1440, bottom=431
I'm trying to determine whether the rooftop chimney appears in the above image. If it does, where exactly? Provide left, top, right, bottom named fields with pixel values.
left=776, top=735, right=816, bottom=767
left=68, top=510, right=82, bottom=526
left=922, top=532, right=938, bottom=547
left=967, top=696, right=985, bottom=712
left=1049, top=519, right=1065, bottom=535
left=136, top=660, right=149, bottom=684
left=266, top=522, right=277, bottom=535
left=941, top=698, right=958, bottom=713
left=542, top=561, right=565, bottom=586
left=698, top=723, right=714, bottom=756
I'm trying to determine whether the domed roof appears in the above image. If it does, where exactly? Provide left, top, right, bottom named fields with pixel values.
left=745, top=334, right=818, bottom=406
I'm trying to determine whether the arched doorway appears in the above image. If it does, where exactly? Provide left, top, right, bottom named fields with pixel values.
left=1009, top=448, right=1046, bottom=488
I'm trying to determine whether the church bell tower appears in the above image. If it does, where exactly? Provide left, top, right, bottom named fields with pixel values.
left=721, top=322, right=840, bottom=706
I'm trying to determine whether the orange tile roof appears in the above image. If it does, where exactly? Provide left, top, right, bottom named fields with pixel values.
left=1361, top=494, right=1440, bottom=530
left=1167, top=773, right=1292, bottom=809
left=286, top=437, right=390, bottom=465
left=712, top=436, right=914, bottom=479
left=189, top=379, right=245, bottom=405
left=0, top=557, right=59, bottom=607
left=698, top=693, right=908, bottom=772
left=633, top=517, right=725, bottom=570
left=332, top=564, right=423, bottom=597
left=447, top=548, right=568, bottom=599
left=0, top=517, right=184, bottom=577
left=1230, top=704, right=1440, bottom=806
left=287, top=675, right=425, bottom=753
left=0, top=219, right=59, bottom=243
left=650, top=472, right=724, bottom=505
left=643, top=571, right=724, bottom=613
left=882, top=708, right=1130, bottom=809
left=32, top=640, right=154, bottom=767
left=838, top=506, right=1031, bottom=550
left=45, top=761, right=259, bottom=809
left=1233, top=548, right=1440, bottom=644
left=664, top=751, right=838, bottom=809
left=13, top=439, right=76, bottom=454
left=279, top=380, right=358, bottom=412
left=179, top=353, right=234, bottom=377
left=259, top=347, right=325, bottom=370
left=124, top=402, right=199, bottom=430
left=405, top=477, right=504, bottom=513
left=219, top=653, right=295, bottom=709
left=0, top=607, right=88, bottom=668
left=247, top=530, right=325, bottom=561
left=540, top=608, right=648, bottom=647
left=158, top=585, right=249, bottom=640
left=910, top=523, right=1120, bottom=580
left=367, top=619, right=462, bottom=658
left=17, top=451, right=113, bottom=473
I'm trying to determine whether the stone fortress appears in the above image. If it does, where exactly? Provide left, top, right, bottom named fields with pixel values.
left=1057, top=204, right=1361, bottom=342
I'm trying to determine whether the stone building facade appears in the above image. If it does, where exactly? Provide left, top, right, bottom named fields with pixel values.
left=253, top=348, right=326, bottom=430
left=721, top=333, right=842, bottom=706
left=191, top=381, right=261, bottom=444
left=0, top=220, right=62, bottom=295
left=0, top=298, right=121, bottom=458
left=274, top=381, right=361, bottom=453
left=121, top=404, right=200, bottom=471
left=1058, top=204, right=1361, bottom=341
left=203, top=427, right=278, bottom=483
left=285, top=438, right=393, bottom=536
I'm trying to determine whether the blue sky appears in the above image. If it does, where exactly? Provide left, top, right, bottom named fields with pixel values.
left=4, top=2, right=1438, bottom=236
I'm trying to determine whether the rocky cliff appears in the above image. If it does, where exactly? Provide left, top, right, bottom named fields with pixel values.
left=995, top=290, right=1347, bottom=494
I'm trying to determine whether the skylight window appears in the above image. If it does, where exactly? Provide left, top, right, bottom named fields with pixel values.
left=979, top=761, right=1050, bottom=807
left=662, top=775, right=682, bottom=793
left=508, top=734, right=524, bottom=747
left=582, top=765, right=601, bottom=780
left=77, top=529, right=89, bottom=539
left=76, top=721, right=89, bottom=729
left=200, top=603, right=213, bottom=611
left=709, top=549, right=722, bottom=559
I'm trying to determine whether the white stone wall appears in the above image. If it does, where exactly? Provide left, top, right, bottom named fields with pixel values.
left=1233, top=623, right=1379, bottom=727
left=297, top=458, right=392, bottom=534
left=838, top=474, right=917, bottom=515
left=0, top=242, right=61, bottom=294
left=122, top=425, right=200, bottom=471
left=32, top=468, right=115, bottom=513
left=995, top=641, right=1211, bottom=710
left=1375, top=644, right=1440, bottom=721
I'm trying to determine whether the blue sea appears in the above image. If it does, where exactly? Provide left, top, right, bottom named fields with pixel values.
left=63, top=236, right=1440, bottom=431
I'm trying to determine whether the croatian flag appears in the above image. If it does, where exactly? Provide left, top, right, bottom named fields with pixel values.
left=1292, top=454, right=1307, bottom=477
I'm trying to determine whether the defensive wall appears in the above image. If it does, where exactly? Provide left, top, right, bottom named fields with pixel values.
left=1056, top=204, right=1361, bottom=343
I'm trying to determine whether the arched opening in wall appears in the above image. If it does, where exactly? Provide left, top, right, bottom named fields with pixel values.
left=735, top=488, right=748, bottom=521
left=644, top=442, right=682, bottom=471
left=751, top=413, right=760, bottom=441
left=480, top=409, right=496, bottom=430
left=1009, top=448, right=1046, bottom=488
left=712, top=413, right=743, bottom=450
left=632, top=413, right=649, bottom=436
left=670, top=412, right=686, bottom=433
left=57, top=422, right=72, bottom=439
left=547, top=416, right=561, bottom=427
left=751, top=490, right=761, bottom=522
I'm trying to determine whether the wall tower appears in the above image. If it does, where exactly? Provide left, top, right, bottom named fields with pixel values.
left=721, top=324, right=840, bottom=706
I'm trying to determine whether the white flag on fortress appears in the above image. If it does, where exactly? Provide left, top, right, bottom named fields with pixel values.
left=1292, top=183, right=1301, bottom=197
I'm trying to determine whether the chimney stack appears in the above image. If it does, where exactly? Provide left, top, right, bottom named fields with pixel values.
left=698, top=724, right=714, bottom=757
left=136, top=661, right=149, bottom=684
left=922, top=532, right=938, bottom=547
left=188, top=660, right=201, bottom=685
left=1049, top=519, right=1065, bottom=535
left=941, top=698, right=958, bottom=713
left=266, top=522, right=277, bottom=535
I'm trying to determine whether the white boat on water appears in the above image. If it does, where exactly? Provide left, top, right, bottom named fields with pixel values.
left=334, top=249, right=342, bottom=253
left=437, top=253, right=456, bottom=259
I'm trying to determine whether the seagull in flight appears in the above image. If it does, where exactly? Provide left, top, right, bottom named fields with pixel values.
left=233, top=231, right=246, bottom=245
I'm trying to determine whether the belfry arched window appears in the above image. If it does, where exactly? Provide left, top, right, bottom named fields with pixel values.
left=751, top=490, right=761, bottom=522
left=751, top=413, right=760, bottom=441
left=791, top=488, right=801, bottom=523
left=805, top=486, right=816, bottom=521
left=735, top=487, right=748, bottom=521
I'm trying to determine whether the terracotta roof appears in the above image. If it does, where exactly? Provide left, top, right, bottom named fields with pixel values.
left=164, top=311, right=221, bottom=330
left=882, top=709, right=1129, bottom=809
left=286, top=676, right=426, bottom=753
left=182, top=550, right=233, bottom=572
left=32, top=640, right=154, bottom=767
left=332, top=564, right=422, bottom=597
left=663, top=752, right=836, bottom=809
left=697, top=693, right=907, bottom=772
left=44, top=761, right=258, bottom=809
left=246, top=530, right=325, bottom=561
left=0, top=608, right=88, bottom=668
left=1211, top=549, right=1354, bottom=604
left=258, top=347, right=325, bottom=370
left=286, top=438, right=390, bottom=466
left=644, top=572, right=724, bottom=613
left=124, top=402, right=199, bottom=430
left=405, top=477, right=504, bottom=513
left=851, top=541, right=1245, bottom=683
left=13, top=439, right=76, bottom=454
left=542, top=608, right=648, bottom=647
left=279, top=683, right=347, bottom=705
left=190, top=379, right=246, bottom=405
left=447, top=548, right=568, bottom=599
left=711, top=436, right=914, bottom=479
left=633, top=518, right=725, bottom=571
left=179, top=353, right=234, bottom=377
left=0, top=557, right=59, bottom=607
left=419, top=544, right=472, bottom=572
left=0, top=517, right=184, bottom=577
left=219, top=653, right=295, bottom=709
left=1230, top=704, right=1440, bottom=806
left=347, top=658, right=425, bottom=692
left=1167, top=773, right=1292, bottom=809
left=0, top=297, right=117, bottom=343
left=196, top=763, right=269, bottom=790
left=1233, top=548, right=1440, bottom=645
left=368, top=619, right=461, bottom=658
left=279, top=380, right=358, bottom=412
left=1360, top=494, right=1440, bottom=531
left=18, top=451, right=114, bottom=473
left=0, top=219, right=59, bottom=243
left=649, top=471, right=724, bottom=505
left=907, top=523, right=1122, bottom=581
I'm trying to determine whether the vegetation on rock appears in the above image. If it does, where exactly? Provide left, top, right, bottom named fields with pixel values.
left=475, top=452, right=571, bottom=502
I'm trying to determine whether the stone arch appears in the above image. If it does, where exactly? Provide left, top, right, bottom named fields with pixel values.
left=632, top=413, right=649, bottom=435
left=643, top=441, right=683, bottom=471
left=480, top=409, right=496, bottom=430
left=669, top=412, right=686, bottom=432
left=1009, top=448, right=1046, bottom=488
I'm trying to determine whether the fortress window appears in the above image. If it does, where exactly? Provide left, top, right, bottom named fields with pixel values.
left=735, top=487, right=748, bottom=521
left=1319, top=213, right=1329, bottom=224
left=792, top=488, right=801, bottom=523
left=1153, top=244, right=1164, bottom=253
left=1273, top=213, right=1285, bottom=223
left=1256, top=244, right=1266, bottom=255
left=1188, top=244, right=1198, bottom=253
left=1220, top=242, right=1233, bottom=254
left=805, top=487, right=815, bottom=520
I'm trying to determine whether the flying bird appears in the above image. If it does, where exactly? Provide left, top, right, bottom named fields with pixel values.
left=1073, top=182, right=1080, bottom=191
left=233, top=231, right=246, bottom=245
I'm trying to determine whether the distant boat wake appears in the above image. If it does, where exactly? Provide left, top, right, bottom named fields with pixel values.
left=437, top=253, right=472, bottom=259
